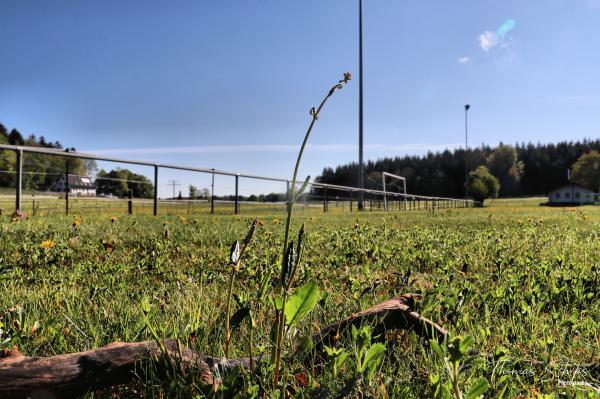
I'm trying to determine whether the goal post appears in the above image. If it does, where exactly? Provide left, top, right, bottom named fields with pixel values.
left=382, top=172, right=406, bottom=211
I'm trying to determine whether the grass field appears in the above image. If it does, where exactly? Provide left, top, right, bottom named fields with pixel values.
left=0, top=192, right=472, bottom=217
left=1, top=201, right=598, bottom=398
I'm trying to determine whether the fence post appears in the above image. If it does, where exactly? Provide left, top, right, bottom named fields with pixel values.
left=65, top=158, right=70, bottom=215
left=128, top=190, right=133, bottom=215
left=153, top=165, right=158, bottom=216
left=323, top=186, right=328, bottom=212
left=15, top=148, right=22, bottom=212
left=234, top=174, right=239, bottom=215
left=350, top=191, right=353, bottom=212
left=210, top=169, right=215, bottom=215
left=286, top=180, right=290, bottom=203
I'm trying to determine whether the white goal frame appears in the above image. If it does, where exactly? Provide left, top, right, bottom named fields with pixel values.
left=382, top=172, right=406, bottom=211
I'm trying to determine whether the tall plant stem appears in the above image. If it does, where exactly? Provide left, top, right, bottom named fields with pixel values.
left=224, top=271, right=236, bottom=358
left=273, top=74, right=350, bottom=386
left=248, top=316, right=254, bottom=371
left=224, top=233, right=255, bottom=359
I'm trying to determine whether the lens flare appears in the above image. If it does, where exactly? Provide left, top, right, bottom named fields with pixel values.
left=496, top=19, right=516, bottom=38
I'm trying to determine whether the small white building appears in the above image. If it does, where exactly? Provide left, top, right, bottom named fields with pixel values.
left=54, top=175, right=96, bottom=196
left=548, top=183, right=595, bottom=204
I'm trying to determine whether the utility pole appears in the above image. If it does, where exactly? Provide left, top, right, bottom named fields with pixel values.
left=167, top=180, right=180, bottom=199
left=464, top=104, right=470, bottom=199
left=358, top=0, right=365, bottom=211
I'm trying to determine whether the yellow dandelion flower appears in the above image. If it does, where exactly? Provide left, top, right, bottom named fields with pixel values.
left=110, top=216, right=118, bottom=223
left=40, top=240, right=55, bottom=249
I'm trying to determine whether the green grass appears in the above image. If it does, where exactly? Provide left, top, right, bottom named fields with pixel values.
left=0, top=194, right=357, bottom=216
left=0, top=203, right=598, bottom=398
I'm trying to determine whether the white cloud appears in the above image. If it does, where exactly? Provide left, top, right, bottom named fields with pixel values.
left=457, top=56, right=470, bottom=64
left=478, top=31, right=500, bottom=52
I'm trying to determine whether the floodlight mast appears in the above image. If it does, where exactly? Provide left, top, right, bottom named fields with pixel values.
left=358, top=0, right=365, bottom=211
left=382, top=172, right=406, bottom=211
left=464, top=104, right=470, bottom=199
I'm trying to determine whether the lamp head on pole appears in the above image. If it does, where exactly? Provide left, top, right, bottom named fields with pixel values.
left=464, top=104, right=470, bottom=112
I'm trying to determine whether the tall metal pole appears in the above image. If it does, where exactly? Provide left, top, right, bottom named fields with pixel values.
left=153, top=165, right=158, bottom=216
left=358, top=0, right=365, bottom=211
left=464, top=104, right=470, bottom=199
left=15, top=149, right=22, bottom=212
left=168, top=180, right=180, bottom=199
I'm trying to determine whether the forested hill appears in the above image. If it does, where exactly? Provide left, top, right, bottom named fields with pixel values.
left=0, top=122, right=91, bottom=190
left=315, top=140, right=600, bottom=198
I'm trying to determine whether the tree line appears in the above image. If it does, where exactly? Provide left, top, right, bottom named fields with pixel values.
left=314, top=139, right=600, bottom=199
left=4, top=121, right=598, bottom=201
left=0, top=122, right=154, bottom=198
left=0, top=123, right=92, bottom=191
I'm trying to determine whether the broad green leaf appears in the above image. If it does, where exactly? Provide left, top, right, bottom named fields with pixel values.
left=359, top=343, right=385, bottom=375
left=272, top=296, right=283, bottom=311
left=430, top=339, right=445, bottom=360
left=459, top=335, right=474, bottom=355
left=336, top=351, right=349, bottom=368
left=466, top=377, right=489, bottom=399
left=284, top=281, right=319, bottom=327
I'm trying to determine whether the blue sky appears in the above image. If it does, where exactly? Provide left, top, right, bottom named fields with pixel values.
left=1, top=0, right=600, bottom=197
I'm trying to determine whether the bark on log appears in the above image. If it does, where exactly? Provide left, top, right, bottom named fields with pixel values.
left=311, top=294, right=447, bottom=351
left=0, top=295, right=446, bottom=398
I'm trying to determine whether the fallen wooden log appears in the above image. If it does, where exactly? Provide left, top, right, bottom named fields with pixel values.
left=0, top=295, right=446, bottom=398
left=0, top=339, right=228, bottom=399
left=311, top=294, right=447, bottom=351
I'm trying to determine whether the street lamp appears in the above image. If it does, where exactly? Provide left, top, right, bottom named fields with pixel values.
left=464, top=104, right=470, bottom=199
left=358, top=0, right=365, bottom=210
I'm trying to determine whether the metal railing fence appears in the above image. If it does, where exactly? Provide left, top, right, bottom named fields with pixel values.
left=0, top=144, right=480, bottom=216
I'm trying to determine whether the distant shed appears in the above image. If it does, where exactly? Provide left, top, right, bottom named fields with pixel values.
left=548, top=183, right=595, bottom=204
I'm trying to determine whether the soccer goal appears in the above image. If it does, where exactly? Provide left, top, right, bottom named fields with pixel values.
left=382, top=172, right=406, bottom=211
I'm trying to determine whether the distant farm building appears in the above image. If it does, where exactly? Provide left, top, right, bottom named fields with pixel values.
left=548, top=183, right=595, bottom=205
left=54, top=175, right=96, bottom=196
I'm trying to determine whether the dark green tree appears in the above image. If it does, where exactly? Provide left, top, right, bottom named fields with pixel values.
left=486, top=144, right=524, bottom=196
left=7, top=129, right=24, bottom=145
left=466, top=166, right=500, bottom=205
left=96, top=168, right=153, bottom=198
left=571, top=150, right=600, bottom=191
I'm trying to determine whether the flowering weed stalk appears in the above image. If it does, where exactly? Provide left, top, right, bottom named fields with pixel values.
left=224, top=218, right=258, bottom=359
left=272, top=72, right=351, bottom=386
